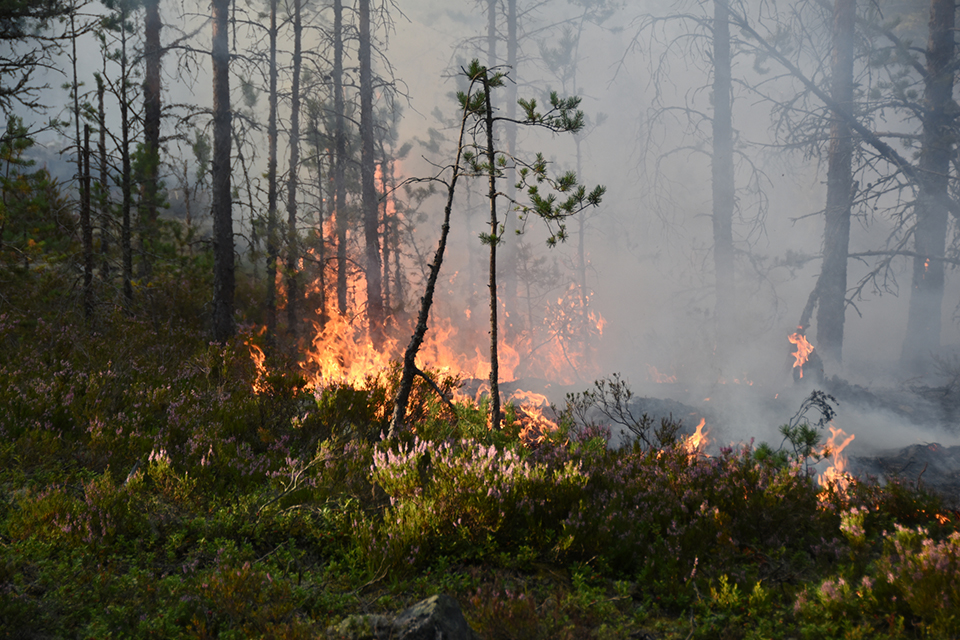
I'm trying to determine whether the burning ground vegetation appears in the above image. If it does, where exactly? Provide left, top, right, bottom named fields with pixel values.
left=3, top=302, right=960, bottom=639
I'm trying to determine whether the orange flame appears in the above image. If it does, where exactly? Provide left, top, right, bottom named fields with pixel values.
left=788, top=330, right=814, bottom=379
left=248, top=159, right=605, bottom=432
left=818, top=424, right=855, bottom=498
left=684, top=418, right=709, bottom=456
left=647, top=364, right=677, bottom=384
left=244, top=330, right=269, bottom=394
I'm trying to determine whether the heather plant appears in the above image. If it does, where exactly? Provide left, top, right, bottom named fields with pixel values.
left=363, top=434, right=589, bottom=571
left=875, top=525, right=960, bottom=634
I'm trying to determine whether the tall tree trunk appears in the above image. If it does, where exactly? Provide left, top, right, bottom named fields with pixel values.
left=334, top=0, right=348, bottom=315
left=381, top=160, right=391, bottom=311
left=141, top=0, right=161, bottom=277
left=359, top=0, right=384, bottom=345
left=575, top=135, right=589, bottom=356
left=311, top=112, right=328, bottom=329
left=712, top=0, right=735, bottom=357
left=482, top=70, right=502, bottom=432
left=265, top=0, right=278, bottom=342
left=814, top=0, right=856, bottom=367
left=97, top=72, right=110, bottom=281
left=487, top=0, right=496, bottom=68
left=901, top=0, right=956, bottom=373
left=211, top=0, right=235, bottom=342
left=285, top=0, right=303, bottom=340
left=70, top=11, right=91, bottom=317
left=501, top=0, right=519, bottom=336
left=391, top=159, right=403, bottom=310
left=82, top=124, right=93, bottom=318
left=264, top=0, right=279, bottom=343
left=120, top=11, right=133, bottom=304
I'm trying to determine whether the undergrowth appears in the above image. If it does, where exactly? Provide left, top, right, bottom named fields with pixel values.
left=1, top=269, right=959, bottom=639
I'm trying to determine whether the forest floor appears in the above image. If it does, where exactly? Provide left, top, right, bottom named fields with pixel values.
left=2, top=274, right=960, bottom=639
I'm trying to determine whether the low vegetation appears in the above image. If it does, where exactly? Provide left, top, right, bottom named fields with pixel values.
left=2, top=266, right=959, bottom=639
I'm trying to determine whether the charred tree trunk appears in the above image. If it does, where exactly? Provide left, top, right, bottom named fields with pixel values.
left=97, top=72, right=110, bottom=281
left=285, top=0, right=303, bottom=340
left=901, top=0, right=955, bottom=374
left=141, top=0, right=161, bottom=277
left=380, top=159, right=393, bottom=314
left=311, top=112, right=328, bottom=329
left=483, top=71, right=502, bottom=432
left=712, top=0, right=736, bottom=356
left=359, top=0, right=384, bottom=346
left=211, top=0, right=235, bottom=342
left=265, top=0, right=279, bottom=343
left=334, top=0, right=348, bottom=316
left=82, top=125, right=93, bottom=318
left=119, top=10, right=133, bottom=304
left=70, top=11, right=92, bottom=317
left=815, top=0, right=856, bottom=367
left=391, top=160, right=403, bottom=310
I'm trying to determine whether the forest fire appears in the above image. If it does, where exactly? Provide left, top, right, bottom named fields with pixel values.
left=246, top=334, right=269, bottom=394
left=818, top=424, right=856, bottom=498
left=788, top=329, right=815, bottom=379
left=684, top=418, right=710, bottom=456
left=647, top=365, right=677, bottom=384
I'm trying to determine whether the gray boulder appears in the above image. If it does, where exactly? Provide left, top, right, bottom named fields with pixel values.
left=326, top=594, right=480, bottom=640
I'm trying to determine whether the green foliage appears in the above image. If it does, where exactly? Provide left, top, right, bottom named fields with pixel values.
left=0, top=116, right=73, bottom=267
left=754, top=391, right=839, bottom=469
left=2, top=273, right=960, bottom=638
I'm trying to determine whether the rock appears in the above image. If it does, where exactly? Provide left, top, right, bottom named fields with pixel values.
left=392, top=594, right=479, bottom=640
left=326, top=594, right=480, bottom=640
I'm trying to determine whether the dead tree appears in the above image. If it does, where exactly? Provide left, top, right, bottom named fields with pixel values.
left=900, top=0, right=956, bottom=373
left=210, top=0, right=235, bottom=342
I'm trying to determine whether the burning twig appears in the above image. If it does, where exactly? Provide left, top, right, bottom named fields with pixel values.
left=787, top=329, right=815, bottom=379
left=818, top=425, right=856, bottom=499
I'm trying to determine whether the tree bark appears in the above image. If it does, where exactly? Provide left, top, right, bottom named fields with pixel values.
left=501, top=0, right=519, bottom=337
left=901, top=0, right=955, bottom=373
left=119, top=9, right=132, bottom=303
left=483, top=70, right=502, bottom=432
left=285, top=0, right=302, bottom=340
left=82, top=124, right=93, bottom=318
left=310, top=110, right=328, bottom=329
left=381, top=161, right=391, bottom=311
left=815, top=0, right=856, bottom=367
left=141, top=0, right=161, bottom=277
left=359, top=0, right=384, bottom=346
left=97, top=72, right=109, bottom=281
left=211, top=0, right=235, bottom=342
left=712, top=0, right=736, bottom=356
left=333, top=0, right=348, bottom=316
left=265, top=0, right=279, bottom=343
left=71, top=11, right=92, bottom=317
